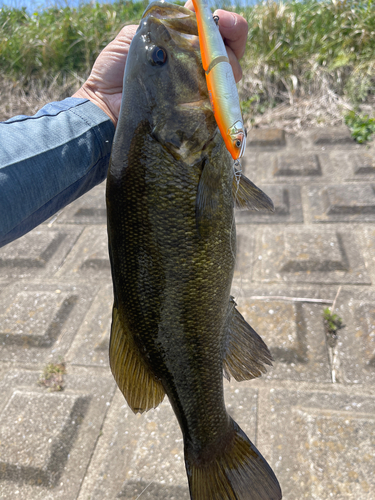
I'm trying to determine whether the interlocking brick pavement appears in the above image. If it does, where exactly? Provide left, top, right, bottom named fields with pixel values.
left=0, top=127, right=374, bottom=499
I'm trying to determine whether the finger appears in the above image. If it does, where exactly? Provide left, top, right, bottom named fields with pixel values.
left=183, top=2, right=244, bottom=81
left=226, top=45, right=243, bottom=83
left=112, top=24, right=138, bottom=53
left=213, top=9, right=248, bottom=61
left=184, top=0, right=194, bottom=11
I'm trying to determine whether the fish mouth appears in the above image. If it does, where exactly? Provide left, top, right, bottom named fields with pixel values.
left=141, top=1, right=198, bottom=38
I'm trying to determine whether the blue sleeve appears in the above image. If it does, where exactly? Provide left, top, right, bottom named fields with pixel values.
left=0, top=97, right=115, bottom=248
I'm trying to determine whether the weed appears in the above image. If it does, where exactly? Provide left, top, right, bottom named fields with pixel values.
left=344, top=110, right=375, bottom=143
left=38, top=361, right=66, bottom=392
left=323, top=307, right=344, bottom=348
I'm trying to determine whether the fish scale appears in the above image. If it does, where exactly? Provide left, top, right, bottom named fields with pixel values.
left=111, top=132, right=233, bottom=436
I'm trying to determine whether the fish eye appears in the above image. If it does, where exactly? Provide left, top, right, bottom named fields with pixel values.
left=150, top=46, right=167, bottom=66
left=236, top=139, right=242, bottom=148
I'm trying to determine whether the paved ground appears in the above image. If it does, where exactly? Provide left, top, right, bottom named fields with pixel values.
left=0, top=126, right=375, bottom=500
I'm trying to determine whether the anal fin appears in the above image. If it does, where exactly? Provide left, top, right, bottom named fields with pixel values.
left=223, top=297, right=273, bottom=381
left=109, top=307, right=165, bottom=413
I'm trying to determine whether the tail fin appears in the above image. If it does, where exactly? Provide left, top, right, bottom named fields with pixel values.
left=185, top=417, right=282, bottom=500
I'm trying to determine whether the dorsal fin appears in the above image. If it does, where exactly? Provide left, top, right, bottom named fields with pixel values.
left=109, top=307, right=165, bottom=413
left=233, top=170, right=274, bottom=212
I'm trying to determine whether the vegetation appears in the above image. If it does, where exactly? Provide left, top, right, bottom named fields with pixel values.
left=1, top=0, right=374, bottom=129
left=323, top=307, right=344, bottom=347
left=323, top=307, right=343, bottom=335
left=242, top=1, right=375, bottom=96
left=38, top=361, right=67, bottom=391
left=0, top=1, right=147, bottom=80
left=344, top=110, right=375, bottom=143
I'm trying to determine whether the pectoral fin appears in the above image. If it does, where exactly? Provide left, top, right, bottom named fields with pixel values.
left=109, top=307, right=165, bottom=413
left=233, top=170, right=274, bottom=212
left=223, top=297, right=273, bottom=381
left=195, top=158, right=221, bottom=237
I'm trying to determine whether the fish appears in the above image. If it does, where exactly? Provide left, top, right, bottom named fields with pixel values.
left=106, top=2, right=281, bottom=499
left=191, top=0, right=246, bottom=160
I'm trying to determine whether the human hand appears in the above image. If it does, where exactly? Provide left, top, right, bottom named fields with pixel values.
left=74, top=6, right=248, bottom=126
left=184, top=1, right=248, bottom=82
left=73, top=24, right=138, bottom=127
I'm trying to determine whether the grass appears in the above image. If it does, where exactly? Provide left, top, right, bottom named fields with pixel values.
left=0, top=1, right=147, bottom=80
left=323, top=307, right=344, bottom=348
left=344, top=110, right=375, bottom=143
left=323, top=307, right=343, bottom=334
left=239, top=0, right=375, bottom=132
left=38, top=361, right=67, bottom=391
left=0, top=0, right=374, bottom=130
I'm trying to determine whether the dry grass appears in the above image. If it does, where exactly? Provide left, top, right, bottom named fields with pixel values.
left=0, top=74, right=82, bottom=121
left=3, top=72, right=371, bottom=135
left=245, top=91, right=351, bottom=134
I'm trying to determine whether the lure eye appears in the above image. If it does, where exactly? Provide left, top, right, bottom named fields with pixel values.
left=236, top=139, right=242, bottom=148
left=150, top=46, right=167, bottom=66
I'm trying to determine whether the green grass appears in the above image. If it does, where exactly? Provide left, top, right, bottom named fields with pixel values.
left=0, top=1, right=147, bottom=80
left=323, top=307, right=344, bottom=348
left=0, top=0, right=374, bottom=120
left=323, top=307, right=343, bottom=335
left=239, top=0, right=375, bottom=116
left=344, top=110, right=375, bottom=143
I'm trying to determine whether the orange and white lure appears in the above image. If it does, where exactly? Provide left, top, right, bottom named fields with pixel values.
left=192, top=0, right=246, bottom=160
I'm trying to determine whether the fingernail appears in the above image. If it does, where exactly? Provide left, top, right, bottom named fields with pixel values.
left=213, top=10, right=235, bottom=28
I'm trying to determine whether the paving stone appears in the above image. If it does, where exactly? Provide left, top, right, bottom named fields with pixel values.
left=3, top=124, right=375, bottom=499
left=333, top=289, right=375, bottom=385
left=327, top=150, right=374, bottom=182
left=250, top=151, right=337, bottom=184
left=308, top=184, right=375, bottom=222
left=56, top=184, right=107, bottom=225
left=79, top=386, right=259, bottom=500
left=0, top=366, right=115, bottom=499
left=0, top=226, right=82, bottom=279
left=363, top=226, right=375, bottom=283
left=78, top=390, right=189, bottom=500
left=233, top=225, right=255, bottom=282
left=66, top=284, right=113, bottom=367
left=311, top=126, right=354, bottom=145
left=265, top=386, right=375, bottom=499
left=274, top=153, right=322, bottom=177
left=350, top=151, right=375, bottom=175
left=0, top=391, right=88, bottom=485
left=235, top=295, right=331, bottom=382
left=55, top=226, right=111, bottom=281
left=252, top=227, right=370, bottom=284
left=247, top=128, right=286, bottom=147
left=0, top=283, right=98, bottom=364
left=235, top=185, right=303, bottom=224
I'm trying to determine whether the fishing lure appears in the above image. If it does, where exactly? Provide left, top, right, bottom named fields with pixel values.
left=192, top=0, right=246, bottom=160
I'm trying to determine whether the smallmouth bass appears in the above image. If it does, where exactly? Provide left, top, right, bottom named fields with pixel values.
left=106, top=3, right=281, bottom=499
